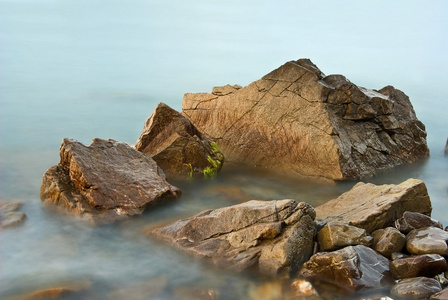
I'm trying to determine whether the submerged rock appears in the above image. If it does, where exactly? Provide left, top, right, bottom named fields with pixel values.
left=182, top=59, right=429, bottom=180
left=135, top=102, right=224, bottom=179
left=40, top=138, right=181, bottom=225
left=148, top=199, right=316, bottom=277
left=406, top=227, right=448, bottom=256
left=298, top=245, right=394, bottom=293
left=0, top=200, right=26, bottom=229
left=314, top=178, right=431, bottom=233
left=391, top=277, right=442, bottom=299
left=316, top=222, right=372, bottom=251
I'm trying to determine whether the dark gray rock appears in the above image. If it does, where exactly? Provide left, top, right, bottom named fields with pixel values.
left=40, top=138, right=181, bottom=225
left=149, top=199, right=316, bottom=277
left=395, top=211, right=443, bottom=234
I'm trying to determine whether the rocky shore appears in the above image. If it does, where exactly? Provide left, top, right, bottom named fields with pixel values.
left=30, top=59, right=446, bottom=299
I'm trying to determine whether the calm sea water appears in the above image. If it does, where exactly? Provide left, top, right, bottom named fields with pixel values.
left=1, top=1, right=448, bottom=298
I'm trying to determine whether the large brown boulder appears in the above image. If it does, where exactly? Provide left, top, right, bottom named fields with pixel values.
left=182, top=59, right=429, bottom=180
left=314, top=178, right=431, bottom=233
left=135, top=102, right=224, bottom=179
left=40, top=138, right=181, bottom=224
left=148, top=199, right=316, bottom=277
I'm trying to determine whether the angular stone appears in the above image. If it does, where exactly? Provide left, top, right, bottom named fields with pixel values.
left=431, top=287, right=448, bottom=299
left=135, top=102, right=224, bottom=179
left=182, top=59, right=429, bottom=180
left=391, top=277, right=442, bottom=299
left=317, top=222, right=372, bottom=251
left=148, top=199, right=316, bottom=277
left=298, top=245, right=394, bottom=293
left=40, top=138, right=181, bottom=225
left=372, top=227, right=406, bottom=258
left=395, top=211, right=443, bottom=234
left=315, top=178, right=431, bottom=233
left=407, top=227, right=448, bottom=256
left=390, top=254, right=448, bottom=279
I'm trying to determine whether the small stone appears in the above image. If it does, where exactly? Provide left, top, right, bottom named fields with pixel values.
left=390, top=254, right=448, bottom=279
left=372, top=227, right=406, bottom=258
left=395, top=211, right=443, bottom=234
left=391, top=277, right=442, bottom=299
left=317, top=222, right=372, bottom=251
left=431, top=287, right=448, bottom=299
left=299, top=245, right=394, bottom=293
left=290, top=279, right=319, bottom=298
left=0, top=200, right=26, bottom=229
left=407, top=227, right=448, bottom=256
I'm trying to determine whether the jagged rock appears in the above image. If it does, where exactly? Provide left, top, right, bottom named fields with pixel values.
left=390, top=254, right=448, bottom=279
left=314, top=178, right=431, bottom=233
left=298, top=245, right=394, bottom=293
left=407, top=227, right=448, bottom=256
left=391, top=277, right=442, bottom=299
left=148, top=199, right=316, bottom=277
left=316, top=222, right=372, bottom=251
left=135, top=102, right=224, bottom=179
left=431, top=287, right=448, bottom=299
left=40, top=138, right=181, bottom=225
left=0, top=200, right=26, bottom=229
left=372, top=227, right=406, bottom=258
left=395, top=211, right=443, bottom=234
left=182, top=59, right=429, bottom=180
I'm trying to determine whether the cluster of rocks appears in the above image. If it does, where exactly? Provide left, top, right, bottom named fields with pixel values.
left=149, top=178, right=448, bottom=299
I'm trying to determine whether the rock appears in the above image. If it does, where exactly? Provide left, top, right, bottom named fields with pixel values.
left=289, top=279, right=320, bottom=299
left=135, top=102, right=224, bottom=179
left=315, top=178, right=431, bottom=233
left=17, top=287, right=76, bottom=300
left=395, top=211, right=443, bottom=234
left=172, top=287, right=219, bottom=300
left=445, top=138, right=448, bottom=155
left=182, top=59, right=429, bottom=181
left=149, top=199, right=316, bottom=277
left=0, top=200, right=26, bottom=229
left=7, top=280, right=92, bottom=300
left=372, top=227, right=406, bottom=258
left=298, top=245, right=394, bottom=293
left=391, top=277, right=442, bottom=299
left=317, top=222, right=372, bottom=251
left=407, top=227, right=448, bottom=256
left=40, top=138, right=181, bottom=225
left=390, top=254, right=448, bottom=279
left=108, top=277, right=167, bottom=300
left=431, top=287, right=448, bottom=299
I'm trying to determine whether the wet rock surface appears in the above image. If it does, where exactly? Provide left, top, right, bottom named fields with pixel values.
left=298, top=245, right=394, bottom=293
left=407, top=226, right=448, bottom=256
left=395, top=211, right=443, bottom=234
left=40, top=138, right=181, bottom=225
left=390, top=254, right=448, bottom=279
left=135, top=102, right=224, bottom=179
left=316, top=222, right=372, bottom=251
left=149, top=199, right=316, bottom=277
left=431, top=287, right=448, bottom=299
left=182, top=59, right=429, bottom=180
left=391, top=277, right=442, bottom=299
left=0, top=200, right=26, bottom=229
left=314, top=178, right=431, bottom=233
left=372, top=227, right=406, bottom=258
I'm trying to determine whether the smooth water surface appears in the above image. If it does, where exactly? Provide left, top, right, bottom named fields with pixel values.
left=1, top=1, right=448, bottom=298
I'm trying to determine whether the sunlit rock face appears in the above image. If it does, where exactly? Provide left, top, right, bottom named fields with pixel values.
left=40, top=138, right=181, bottom=224
left=135, top=102, right=224, bottom=179
left=148, top=199, right=316, bottom=277
left=182, top=59, right=429, bottom=180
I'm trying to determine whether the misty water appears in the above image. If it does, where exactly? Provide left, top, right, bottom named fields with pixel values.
left=1, top=1, right=448, bottom=299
